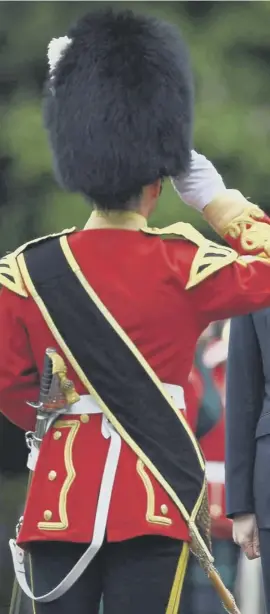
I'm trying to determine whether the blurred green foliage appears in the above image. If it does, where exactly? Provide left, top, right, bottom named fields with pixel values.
left=1, top=1, right=270, bottom=255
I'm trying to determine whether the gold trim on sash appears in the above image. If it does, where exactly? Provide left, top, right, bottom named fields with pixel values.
left=58, top=236, right=205, bottom=472
left=0, top=229, right=76, bottom=297
left=17, top=240, right=208, bottom=559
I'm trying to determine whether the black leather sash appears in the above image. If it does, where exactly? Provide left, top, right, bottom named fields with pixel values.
left=19, top=234, right=208, bottom=542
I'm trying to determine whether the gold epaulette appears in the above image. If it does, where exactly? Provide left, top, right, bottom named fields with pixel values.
left=142, top=222, right=206, bottom=246
left=202, top=190, right=270, bottom=253
left=0, top=228, right=76, bottom=297
left=186, top=241, right=238, bottom=289
left=143, top=222, right=238, bottom=289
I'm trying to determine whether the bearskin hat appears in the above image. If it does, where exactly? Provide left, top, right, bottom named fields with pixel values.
left=43, top=8, right=193, bottom=209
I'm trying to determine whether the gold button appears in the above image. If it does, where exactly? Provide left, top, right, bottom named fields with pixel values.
left=210, top=504, right=222, bottom=519
left=160, top=504, right=168, bottom=515
left=43, top=510, right=52, bottom=521
left=80, top=414, right=89, bottom=423
left=53, top=431, right=62, bottom=440
left=48, top=470, right=57, bottom=481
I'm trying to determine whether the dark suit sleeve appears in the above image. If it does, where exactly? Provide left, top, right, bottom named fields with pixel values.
left=226, top=314, right=264, bottom=517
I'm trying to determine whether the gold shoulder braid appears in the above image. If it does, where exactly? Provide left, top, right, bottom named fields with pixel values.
left=142, top=221, right=207, bottom=247
left=0, top=252, right=27, bottom=297
left=143, top=222, right=238, bottom=289
left=186, top=242, right=237, bottom=289
left=0, top=228, right=76, bottom=296
left=202, top=190, right=270, bottom=256
left=224, top=206, right=270, bottom=256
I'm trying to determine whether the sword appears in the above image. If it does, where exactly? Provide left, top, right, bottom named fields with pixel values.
left=9, top=348, right=79, bottom=614
left=25, top=347, right=80, bottom=453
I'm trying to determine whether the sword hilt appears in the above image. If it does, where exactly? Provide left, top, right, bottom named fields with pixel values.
left=39, top=347, right=55, bottom=404
left=27, top=347, right=80, bottom=412
left=26, top=348, right=80, bottom=450
left=26, top=348, right=58, bottom=412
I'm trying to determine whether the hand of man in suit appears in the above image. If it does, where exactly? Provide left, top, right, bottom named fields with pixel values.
left=233, top=514, right=260, bottom=560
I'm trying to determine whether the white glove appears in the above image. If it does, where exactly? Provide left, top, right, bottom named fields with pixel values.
left=232, top=514, right=260, bottom=560
left=172, top=150, right=226, bottom=212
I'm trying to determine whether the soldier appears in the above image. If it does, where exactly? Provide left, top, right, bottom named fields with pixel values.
left=181, top=323, right=240, bottom=614
left=2, top=7, right=270, bottom=614
left=202, top=323, right=240, bottom=608
left=200, top=322, right=232, bottom=543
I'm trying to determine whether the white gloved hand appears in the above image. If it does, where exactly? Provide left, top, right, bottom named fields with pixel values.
left=172, top=150, right=226, bottom=212
left=232, top=514, right=260, bottom=560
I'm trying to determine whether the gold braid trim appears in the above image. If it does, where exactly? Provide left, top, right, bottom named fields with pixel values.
left=48, top=349, right=80, bottom=406
left=202, top=190, right=270, bottom=256
left=223, top=206, right=270, bottom=256
left=0, top=228, right=76, bottom=296
left=203, top=190, right=253, bottom=232
left=0, top=252, right=27, bottom=297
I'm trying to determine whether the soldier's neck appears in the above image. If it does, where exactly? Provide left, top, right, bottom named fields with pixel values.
left=85, top=210, right=148, bottom=231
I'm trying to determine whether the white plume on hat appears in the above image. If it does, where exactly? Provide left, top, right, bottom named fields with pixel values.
left=47, top=36, right=72, bottom=74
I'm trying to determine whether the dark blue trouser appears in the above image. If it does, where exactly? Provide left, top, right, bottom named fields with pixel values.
left=27, top=536, right=187, bottom=614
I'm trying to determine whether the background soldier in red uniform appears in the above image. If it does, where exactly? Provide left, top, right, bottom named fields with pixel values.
left=182, top=322, right=240, bottom=614
left=3, top=7, right=270, bottom=614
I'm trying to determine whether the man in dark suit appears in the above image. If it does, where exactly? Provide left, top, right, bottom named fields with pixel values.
left=226, top=308, right=270, bottom=612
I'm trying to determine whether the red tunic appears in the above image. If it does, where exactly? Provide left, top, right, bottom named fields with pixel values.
left=1, top=221, right=270, bottom=546
left=199, top=335, right=232, bottom=539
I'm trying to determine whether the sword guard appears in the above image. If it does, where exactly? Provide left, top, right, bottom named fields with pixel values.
left=46, top=349, right=80, bottom=406
left=25, top=349, right=80, bottom=454
left=26, top=401, right=43, bottom=410
left=59, top=375, right=80, bottom=405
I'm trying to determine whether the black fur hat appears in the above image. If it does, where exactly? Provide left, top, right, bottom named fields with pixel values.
left=43, top=8, right=193, bottom=209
